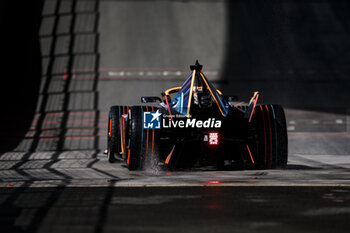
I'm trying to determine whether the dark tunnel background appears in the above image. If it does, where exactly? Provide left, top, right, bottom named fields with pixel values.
left=0, top=0, right=349, bottom=153
left=0, top=1, right=44, bottom=152
left=221, top=0, right=350, bottom=112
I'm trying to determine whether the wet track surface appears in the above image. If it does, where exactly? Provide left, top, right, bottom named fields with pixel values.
left=0, top=132, right=349, bottom=188
left=0, top=117, right=349, bottom=232
left=1, top=0, right=350, bottom=232
left=1, top=186, right=350, bottom=233
left=2, top=107, right=348, bottom=187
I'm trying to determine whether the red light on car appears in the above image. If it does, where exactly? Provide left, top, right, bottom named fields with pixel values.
left=206, top=180, right=221, bottom=184
left=209, top=132, right=219, bottom=145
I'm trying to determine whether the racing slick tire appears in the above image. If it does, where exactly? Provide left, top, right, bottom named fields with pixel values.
left=253, top=104, right=288, bottom=169
left=127, top=106, right=159, bottom=170
left=107, top=106, right=128, bottom=163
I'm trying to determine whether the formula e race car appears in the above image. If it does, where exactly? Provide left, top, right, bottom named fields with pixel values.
left=106, top=61, right=288, bottom=170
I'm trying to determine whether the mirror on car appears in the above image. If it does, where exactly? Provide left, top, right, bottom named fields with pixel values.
left=141, top=96, right=162, bottom=103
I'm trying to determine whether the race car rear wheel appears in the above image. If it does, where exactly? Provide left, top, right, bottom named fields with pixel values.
left=273, top=105, right=288, bottom=167
left=127, top=106, right=159, bottom=170
left=253, top=104, right=288, bottom=169
left=107, top=106, right=128, bottom=163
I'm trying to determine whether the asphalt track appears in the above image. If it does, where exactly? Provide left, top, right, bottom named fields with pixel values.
left=0, top=0, right=350, bottom=232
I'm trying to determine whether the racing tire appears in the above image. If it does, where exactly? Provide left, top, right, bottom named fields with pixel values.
left=253, top=104, right=288, bottom=169
left=127, top=106, right=159, bottom=170
left=273, top=105, right=288, bottom=167
left=107, top=106, right=128, bottom=163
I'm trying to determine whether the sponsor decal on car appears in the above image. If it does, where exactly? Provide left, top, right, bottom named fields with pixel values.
left=162, top=117, right=221, bottom=128
left=143, top=111, right=221, bottom=129
left=143, top=110, right=162, bottom=129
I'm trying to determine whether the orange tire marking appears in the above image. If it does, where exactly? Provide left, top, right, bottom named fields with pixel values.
left=120, top=116, right=124, bottom=154
left=120, top=106, right=128, bottom=154
left=109, top=118, right=112, bottom=137
left=127, top=149, right=130, bottom=165
left=125, top=107, right=130, bottom=166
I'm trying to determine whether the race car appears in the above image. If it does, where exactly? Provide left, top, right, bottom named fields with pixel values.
left=106, top=61, right=288, bottom=170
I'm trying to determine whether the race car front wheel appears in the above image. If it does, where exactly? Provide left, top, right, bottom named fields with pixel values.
left=127, top=106, right=159, bottom=170
left=253, top=104, right=288, bottom=169
left=107, top=106, right=128, bottom=163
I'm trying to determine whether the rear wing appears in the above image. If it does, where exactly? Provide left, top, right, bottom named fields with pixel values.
left=244, top=91, right=259, bottom=122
